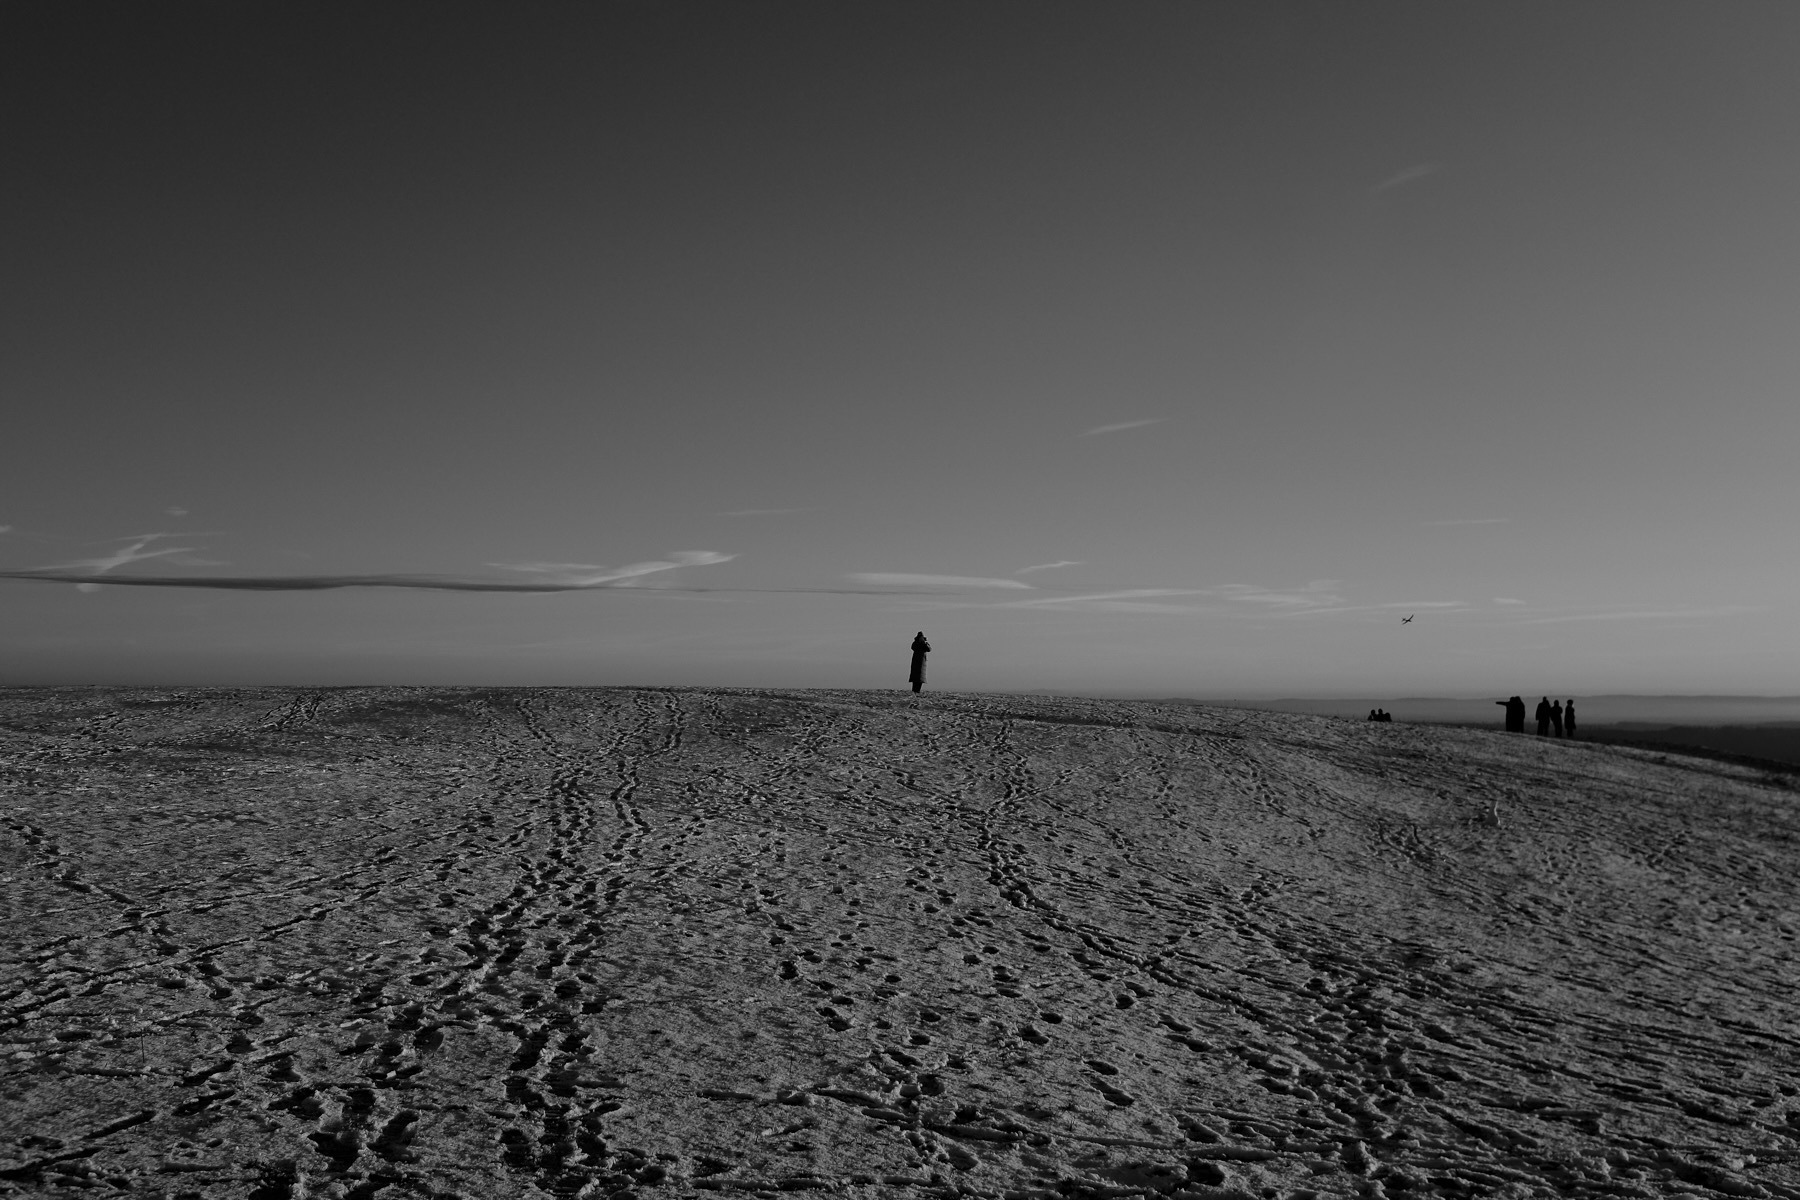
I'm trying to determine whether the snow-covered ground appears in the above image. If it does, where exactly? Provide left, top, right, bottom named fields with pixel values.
left=4, top=687, right=1798, bottom=1198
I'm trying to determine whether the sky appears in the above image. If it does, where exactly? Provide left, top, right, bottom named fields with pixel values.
left=3, top=1, right=1798, bottom=696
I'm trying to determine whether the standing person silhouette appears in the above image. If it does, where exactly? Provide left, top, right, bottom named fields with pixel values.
left=1535, top=697, right=1552, bottom=736
left=908, top=631, right=931, bottom=694
left=1564, top=699, right=1577, bottom=738
left=1550, top=700, right=1564, bottom=738
left=1496, top=696, right=1526, bottom=732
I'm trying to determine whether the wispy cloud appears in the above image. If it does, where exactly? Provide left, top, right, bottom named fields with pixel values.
left=1266, top=596, right=1753, bottom=624
left=1214, top=581, right=1344, bottom=610
left=1016, top=561, right=1083, bottom=575
left=988, top=581, right=1350, bottom=618
left=167, top=506, right=189, bottom=517
left=718, top=508, right=808, bottom=518
left=1422, top=517, right=1509, bottom=527
left=1, top=549, right=737, bottom=593
left=40, top=533, right=211, bottom=576
left=1080, top=419, right=1164, bottom=437
left=1002, top=588, right=1206, bottom=614
left=847, top=573, right=1032, bottom=590
left=18, top=532, right=228, bottom=593
left=0, top=525, right=11, bottom=535
left=1370, top=163, right=1438, bottom=195
left=1518, top=606, right=1759, bottom=625
left=488, top=553, right=736, bottom=588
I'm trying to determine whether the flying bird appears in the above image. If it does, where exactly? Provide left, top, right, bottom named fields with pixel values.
left=1401, top=614, right=1414, bottom=624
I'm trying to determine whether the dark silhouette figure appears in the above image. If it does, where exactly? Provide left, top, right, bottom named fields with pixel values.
left=1535, top=697, right=1552, bottom=736
left=1379, top=709, right=1393, bottom=722
left=1496, top=696, right=1526, bottom=733
left=1550, top=701, right=1564, bottom=738
left=908, top=631, right=931, bottom=693
left=1564, top=700, right=1577, bottom=738
left=1368, top=709, right=1379, bottom=722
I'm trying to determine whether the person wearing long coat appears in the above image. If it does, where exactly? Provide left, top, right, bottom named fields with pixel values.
left=1495, top=696, right=1526, bottom=733
left=908, top=632, right=931, bottom=694
left=1535, top=697, right=1552, bottom=736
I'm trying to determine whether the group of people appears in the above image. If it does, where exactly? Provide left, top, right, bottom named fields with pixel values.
left=1495, top=695, right=1577, bottom=737
left=901, top=636, right=1582, bottom=744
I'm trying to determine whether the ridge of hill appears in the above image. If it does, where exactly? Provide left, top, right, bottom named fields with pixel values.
left=1161, top=696, right=1800, bottom=769
left=1165, top=695, right=1800, bottom=727
left=3, top=687, right=1798, bottom=1198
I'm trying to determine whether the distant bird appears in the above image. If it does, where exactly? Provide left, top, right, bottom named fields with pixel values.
left=1401, top=614, right=1414, bottom=624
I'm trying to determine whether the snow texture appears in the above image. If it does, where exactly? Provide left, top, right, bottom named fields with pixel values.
left=3, top=687, right=1799, bottom=1198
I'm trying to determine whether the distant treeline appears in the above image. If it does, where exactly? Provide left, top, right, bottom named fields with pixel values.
left=1158, top=697, right=1800, bottom=771
left=1420, top=722, right=1800, bottom=772
left=1176, top=696, right=1800, bottom=727
left=1572, top=725, right=1800, bottom=772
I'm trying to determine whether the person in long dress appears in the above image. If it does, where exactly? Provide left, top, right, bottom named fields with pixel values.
left=908, top=632, right=931, bottom=694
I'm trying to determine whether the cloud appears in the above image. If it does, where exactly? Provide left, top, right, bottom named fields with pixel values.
left=718, top=508, right=807, bottom=518
left=1015, top=561, right=1083, bottom=574
left=1080, top=419, right=1164, bottom=437
left=1266, top=591, right=1483, bottom=619
left=2, top=550, right=737, bottom=593
left=167, top=506, right=189, bottom=517
left=1371, top=163, right=1438, bottom=195
left=38, top=533, right=211, bottom=576
left=0, top=525, right=64, bottom=544
left=847, top=573, right=1033, bottom=590
left=495, top=561, right=612, bottom=575
left=1493, top=597, right=1527, bottom=605
left=904, top=582, right=1352, bottom=617
left=1044, top=600, right=1202, bottom=615
left=1009, top=588, right=1197, bottom=605
left=1421, top=517, right=1509, bottom=527
left=1518, top=606, right=1759, bottom=625
left=998, top=582, right=1351, bottom=617
left=1002, top=588, right=1206, bottom=614
left=488, top=556, right=740, bottom=587
left=1214, top=581, right=1344, bottom=610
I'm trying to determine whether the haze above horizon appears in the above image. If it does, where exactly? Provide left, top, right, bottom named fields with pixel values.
left=4, top=3, right=1797, bottom=694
